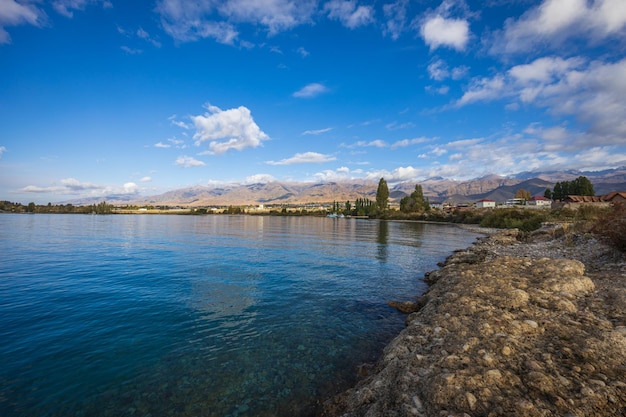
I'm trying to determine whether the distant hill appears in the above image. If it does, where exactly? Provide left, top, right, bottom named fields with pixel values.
left=66, top=167, right=626, bottom=206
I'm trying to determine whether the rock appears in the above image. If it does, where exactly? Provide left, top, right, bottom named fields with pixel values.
left=321, top=228, right=626, bottom=417
left=388, top=300, right=421, bottom=314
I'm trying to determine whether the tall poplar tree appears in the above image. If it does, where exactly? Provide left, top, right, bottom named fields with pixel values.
left=376, top=177, right=389, bottom=213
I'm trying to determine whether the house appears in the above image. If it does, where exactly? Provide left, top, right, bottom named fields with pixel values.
left=553, top=195, right=610, bottom=210
left=602, top=192, right=626, bottom=205
left=429, top=201, right=445, bottom=210
left=476, top=199, right=496, bottom=209
left=527, top=196, right=552, bottom=207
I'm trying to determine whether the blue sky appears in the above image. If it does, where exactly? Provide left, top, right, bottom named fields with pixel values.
left=1, top=0, right=625, bottom=203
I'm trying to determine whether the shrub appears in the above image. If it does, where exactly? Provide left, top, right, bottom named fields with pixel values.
left=480, top=209, right=546, bottom=232
left=593, top=203, right=626, bottom=252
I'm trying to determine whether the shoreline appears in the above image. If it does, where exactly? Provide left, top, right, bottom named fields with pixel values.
left=321, top=226, right=626, bottom=416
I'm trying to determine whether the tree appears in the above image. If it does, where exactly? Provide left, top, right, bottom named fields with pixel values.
left=376, top=177, right=389, bottom=213
left=544, top=188, right=552, bottom=199
left=26, top=202, right=36, bottom=213
left=400, top=184, right=430, bottom=213
left=552, top=176, right=594, bottom=201
left=514, top=189, right=531, bottom=201
left=573, top=176, right=594, bottom=196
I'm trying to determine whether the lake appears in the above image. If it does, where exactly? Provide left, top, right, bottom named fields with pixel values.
left=0, top=214, right=479, bottom=417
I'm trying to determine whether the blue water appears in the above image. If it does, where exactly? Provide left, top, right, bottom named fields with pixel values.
left=0, top=214, right=479, bottom=417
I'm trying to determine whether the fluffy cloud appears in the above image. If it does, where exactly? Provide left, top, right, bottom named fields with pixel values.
left=293, top=83, right=329, bottom=98
left=313, top=166, right=354, bottom=182
left=20, top=178, right=103, bottom=194
left=324, top=0, right=374, bottom=29
left=140, top=176, right=152, bottom=182
left=0, top=0, right=44, bottom=43
left=243, top=174, right=276, bottom=184
left=492, top=0, right=626, bottom=55
left=192, top=104, right=269, bottom=154
left=420, top=15, right=469, bottom=51
left=19, top=177, right=145, bottom=198
left=455, top=56, right=626, bottom=149
left=175, top=155, right=206, bottom=167
left=60, top=177, right=102, bottom=191
left=364, top=166, right=423, bottom=183
left=266, top=152, right=336, bottom=165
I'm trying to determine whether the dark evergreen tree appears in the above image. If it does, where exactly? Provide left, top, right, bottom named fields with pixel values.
left=376, top=178, right=389, bottom=213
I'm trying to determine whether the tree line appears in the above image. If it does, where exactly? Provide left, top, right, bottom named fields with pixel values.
left=544, top=176, right=594, bottom=201
left=0, top=201, right=115, bottom=214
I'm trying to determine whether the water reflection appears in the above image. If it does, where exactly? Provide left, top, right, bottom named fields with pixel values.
left=376, top=220, right=389, bottom=261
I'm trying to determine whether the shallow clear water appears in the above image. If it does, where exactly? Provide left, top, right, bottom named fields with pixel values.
left=0, top=214, right=479, bottom=417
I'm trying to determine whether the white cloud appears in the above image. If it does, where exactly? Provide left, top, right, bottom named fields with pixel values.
left=52, top=0, right=111, bottom=18
left=296, top=46, right=309, bottom=57
left=455, top=56, right=626, bottom=148
left=155, top=0, right=316, bottom=43
left=0, top=0, right=45, bottom=44
left=155, top=1, right=238, bottom=44
left=243, top=174, right=276, bottom=184
left=383, top=0, right=408, bottom=40
left=344, top=140, right=388, bottom=148
left=60, top=177, right=102, bottom=191
left=266, top=152, right=336, bottom=165
left=364, top=166, right=423, bottom=183
left=20, top=177, right=103, bottom=194
left=169, top=115, right=191, bottom=129
left=293, top=83, right=329, bottom=98
left=192, top=104, right=269, bottom=154
left=428, top=59, right=449, bottom=81
left=456, top=75, right=506, bottom=106
left=122, top=182, right=138, bottom=194
left=218, top=0, right=316, bottom=35
left=155, top=141, right=171, bottom=148
left=302, top=127, right=333, bottom=135
left=420, top=15, right=469, bottom=51
left=390, top=137, right=431, bottom=149
left=121, top=45, right=142, bottom=55
left=324, top=0, right=375, bottom=29
left=0, top=146, right=6, bottom=158
left=136, top=27, right=161, bottom=47
left=140, top=176, right=152, bottom=182
left=175, top=155, right=206, bottom=167
left=386, top=121, right=415, bottom=130
left=313, top=167, right=353, bottom=182
left=492, top=0, right=626, bottom=55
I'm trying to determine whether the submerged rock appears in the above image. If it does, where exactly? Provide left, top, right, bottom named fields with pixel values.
left=321, top=228, right=626, bottom=417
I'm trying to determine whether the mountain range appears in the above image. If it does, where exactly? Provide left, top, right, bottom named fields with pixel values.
left=70, top=167, right=626, bottom=207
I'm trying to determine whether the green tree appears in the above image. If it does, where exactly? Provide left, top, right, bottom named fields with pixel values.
left=544, top=188, right=552, bottom=199
left=573, top=176, right=594, bottom=196
left=26, top=202, right=36, bottom=213
left=400, top=184, right=430, bottom=213
left=376, top=177, right=389, bottom=214
left=552, top=176, right=594, bottom=200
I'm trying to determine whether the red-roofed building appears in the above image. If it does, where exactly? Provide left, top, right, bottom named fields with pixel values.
left=476, top=199, right=496, bottom=208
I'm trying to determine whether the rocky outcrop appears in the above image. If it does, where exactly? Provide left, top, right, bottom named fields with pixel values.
left=322, top=228, right=626, bottom=417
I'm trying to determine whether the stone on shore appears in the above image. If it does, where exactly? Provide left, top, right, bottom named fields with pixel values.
left=322, top=228, right=626, bottom=417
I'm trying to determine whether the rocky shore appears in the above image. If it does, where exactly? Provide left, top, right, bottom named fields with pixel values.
left=321, top=225, right=626, bottom=417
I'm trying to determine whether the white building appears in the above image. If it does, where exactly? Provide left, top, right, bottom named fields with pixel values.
left=476, top=199, right=496, bottom=208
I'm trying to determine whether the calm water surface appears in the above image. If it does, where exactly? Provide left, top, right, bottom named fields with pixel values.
left=0, top=214, right=479, bottom=417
